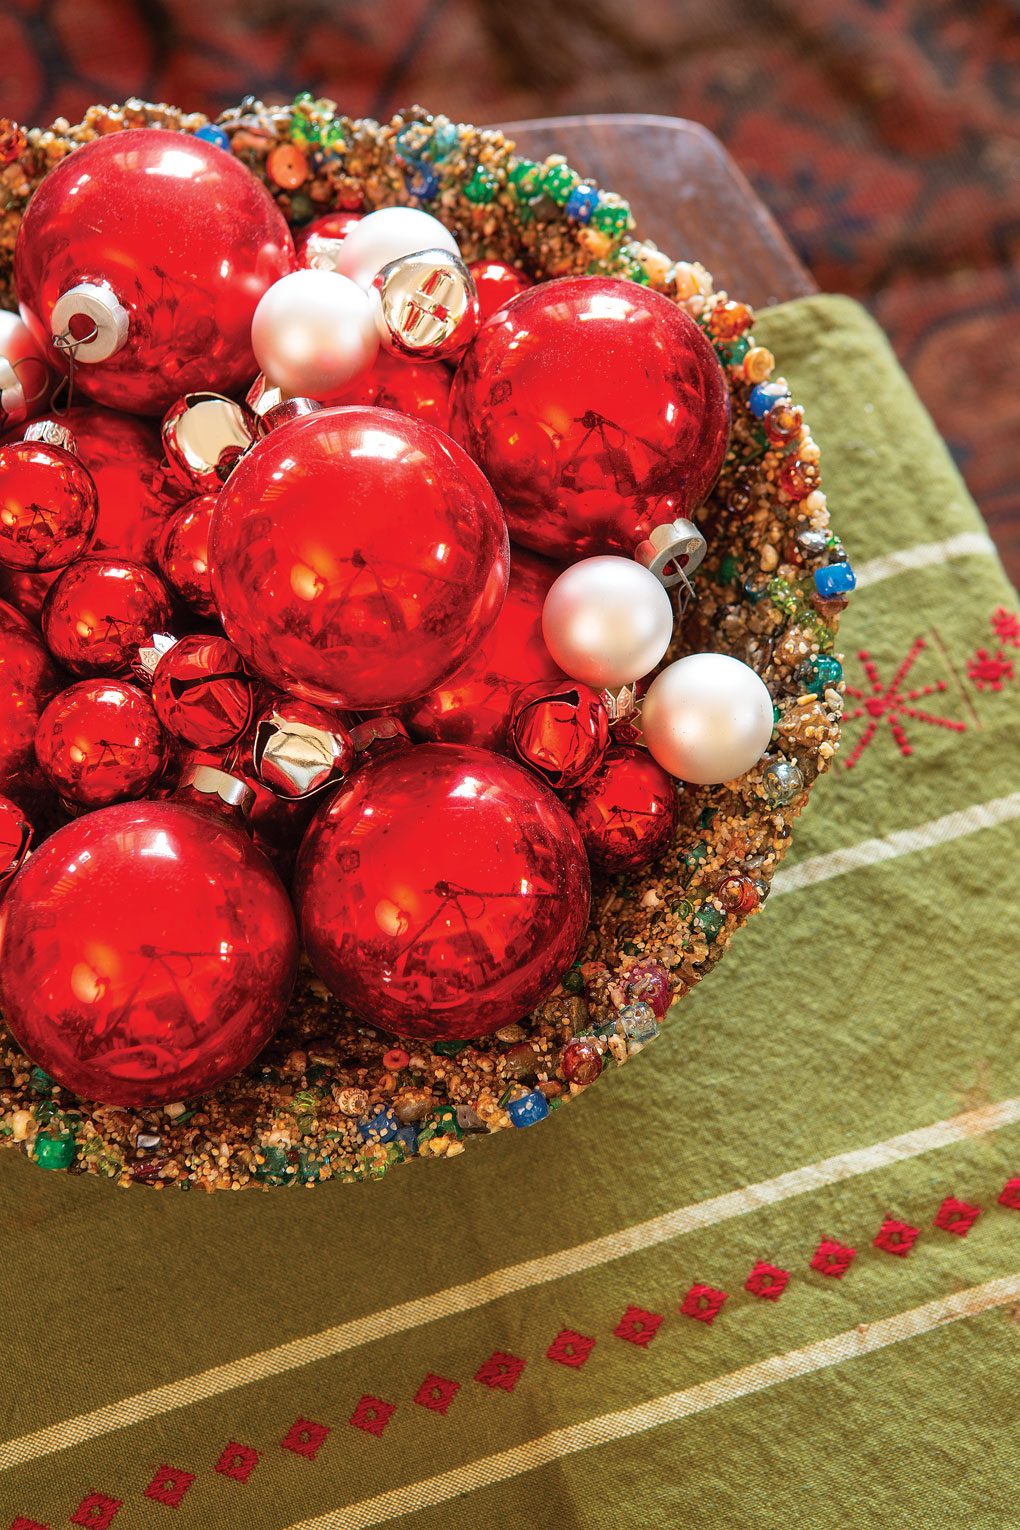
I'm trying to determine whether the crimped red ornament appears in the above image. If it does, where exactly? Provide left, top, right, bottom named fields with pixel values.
left=151, top=634, right=259, bottom=750
left=507, top=679, right=609, bottom=789
left=251, top=696, right=354, bottom=800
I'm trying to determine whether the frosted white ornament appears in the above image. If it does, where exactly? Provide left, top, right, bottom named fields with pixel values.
left=541, top=557, right=675, bottom=689
left=334, top=207, right=461, bottom=290
left=250, top=269, right=378, bottom=399
left=641, top=652, right=774, bottom=785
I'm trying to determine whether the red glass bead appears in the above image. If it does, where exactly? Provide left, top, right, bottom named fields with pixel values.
left=561, top=1036, right=603, bottom=1085
left=43, top=556, right=174, bottom=676
left=251, top=695, right=354, bottom=800
left=708, top=299, right=753, bottom=342
left=151, top=634, right=259, bottom=750
left=334, top=351, right=452, bottom=432
left=382, top=1047, right=410, bottom=1071
left=266, top=142, right=309, bottom=189
left=569, top=745, right=678, bottom=873
left=450, top=276, right=730, bottom=561
left=467, top=260, right=533, bottom=325
left=14, top=128, right=295, bottom=415
left=295, top=211, right=364, bottom=270
left=157, top=494, right=218, bottom=618
left=210, top=407, right=509, bottom=711
left=715, top=874, right=760, bottom=914
left=778, top=456, right=821, bottom=501
left=764, top=401, right=804, bottom=447
left=0, top=439, right=98, bottom=571
left=507, top=679, right=609, bottom=790
left=0, top=596, right=63, bottom=809
left=294, top=742, right=591, bottom=1040
left=0, top=792, right=32, bottom=892
left=623, top=958, right=672, bottom=1017
left=0, top=798, right=299, bottom=1106
left=35, top=678, right=166, bottom=809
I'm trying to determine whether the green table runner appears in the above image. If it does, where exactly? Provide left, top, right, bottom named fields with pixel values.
left=2, top=294, right=1019, bottom=1530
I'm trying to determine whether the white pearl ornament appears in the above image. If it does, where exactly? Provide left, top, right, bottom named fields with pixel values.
left=250, top=269, right=379, bottom=400
left=641, top=652, right=774, bottom=785
left=334, top=207, right=461, bottom=291
left=541, top=557, right=675, bottom=689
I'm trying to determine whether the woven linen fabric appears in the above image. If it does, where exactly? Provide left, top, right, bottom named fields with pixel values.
left=1, top=294, right=1018, bottom=1530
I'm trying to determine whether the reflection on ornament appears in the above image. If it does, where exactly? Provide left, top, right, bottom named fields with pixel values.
left=369, top=248, right=479, bottom=361
left=251, top=697, right=354, bottom=799
left=161, top=393, right=255, bottom=494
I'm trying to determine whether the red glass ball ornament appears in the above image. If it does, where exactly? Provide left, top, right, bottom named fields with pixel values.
left=0, top=798, right=299, bottom=1106
left=43, top=556, right=173, bottom=676
left=0, top=439, right=98, bottom=571
left=14, top=128, right=295, bottom=416
left=210, top=407, right=509, bottom=710
left=449, top=276, right=730, bottom=561
left=569, top=744, right=678, bottom=872
left=294, top=742, right=591, bottom=1040
left=0, top=308, right=56, bottom=433
left=507, top=679, right=610, bottom=790
left=151, top=634, right=259, bottom=750
left=404, top=546, right=565, bottom=751
left=335, top=351, right=452, bottom=432
left=0, top=596, right=62, bottom=809
left=561, top=1035, right=603, bottom=1085
left=467, top=260, right=533, bottom=325
left=0, top=565, right=58, bottom=624
left=251, top=696, right=354, bottom=800
left=34, top=678, right=166, bottom=808
left=157, top=494, right=217, bottom=617
left=0, top=792, right=32, bottom=893
left=295, top=211, right=364, bottom=269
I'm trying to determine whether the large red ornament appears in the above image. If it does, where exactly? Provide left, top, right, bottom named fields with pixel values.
left=0, top=596, right=62, bottom=809
left=150, top=634, right=259, bottom=750
left=210, top=407, right=509, bottom=710
left=569, top=745, right=678, bottom=872
left=467, top=260, right=533, bottom=325
left=0, top=565, right=58, bottom=624
left=0, top=438, right=98, bottom=571
left=0, top=798, right=299, bottom=1106
left=449, top=276, right=730, bottom=561
left=157, top=493, right=217, bottom=617
left=0, top=792, right=32, bottom=893
left=294, top=742, right=591, bottom=1040
left=43, top=555, right=174, bottom=676
left=14, top=128, right=295, bottom=416
left=34, top=678, right=166, bottom=808
left=404, top=546, right=564, bottom=750
left=335, top=351, right=452, bottom=432
left=507, top=679, right=610, bottom=789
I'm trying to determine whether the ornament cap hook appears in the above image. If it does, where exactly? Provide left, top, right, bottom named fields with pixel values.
left=50, top=281, right=129, bottom=363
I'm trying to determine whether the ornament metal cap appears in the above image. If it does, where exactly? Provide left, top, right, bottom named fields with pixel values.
left=257, top=396, right=324, bottom=437
left=369, top=247, right=480, bottom=361
left=50, top=281, right=129, bottom=363
left=634, top=517, right=708, bottom=590
left=132, top=631, right=177, bottom=686
left=177, top=763, right=256, bottom=818
left=23, top=419, right=77, bottom=454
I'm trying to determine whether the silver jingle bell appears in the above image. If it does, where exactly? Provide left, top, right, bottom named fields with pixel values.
left=634, top=517, right=708, bottom=591
left=368, top=247, right=480, bottom=362
left=161, top=391, right=256, bottom=493
left=252, top=699, right=354, bottom=800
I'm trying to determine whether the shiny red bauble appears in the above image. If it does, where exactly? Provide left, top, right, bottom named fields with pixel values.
left=294, top=742, right=591, bottom=1040
left=210, top=407, right=509, bottom=710
left=295, top=211, right=363, bottom=268
left=0, top=792, right=32, bottom=892
left=467, top=260, right=533, bottom=325
left=0, top=565, right=58, bottom=624
left=251, top=695, right=354, bottom=800
left=43, top=555, right=173, bottom=676
left=450, top=276, right=730, bottom=561
left=0, top=596, right=62, bottom=808
left=507, top=679, right=610, bottom=790
left=34, top=678, right=166, bottom=808
left=157, top=493, right=217, bottom=617
left=404, top=545, right=564, bottom=751
left=14, top=128, right=295, bottom=415
left=336, top=351, right=452, bottom=432
left=0, top=439, right=98, bottom=571
left=0, top=798, right=299, bottom=1106
left=569, top=744, right=678, bottom=872
left=151, top=634, right=259, bottom=750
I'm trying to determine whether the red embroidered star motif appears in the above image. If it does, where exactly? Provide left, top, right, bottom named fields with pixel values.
left=810, top=1238, right=855, bottom=1278
left=679, top=1283, right=728, bottom=1324
left=546, top=1329, right=596, bottom=1367
left=991, top=607, right=1020, bottom=648
left=842, top=641, right=965, bottom=769
left=745, top=1260, right=790, bottom=1301
left=214, top=1442, right=260, bottom=1482
left=413, top=1373, right=461, bottom=1414
left=9, top=1519, right=50, bottom=1530
left=280, top=1417, right=330, bottom=1459
left=142, top=1466, right=194, bottom=1506
left=998, top=1178, right=1020, bottom=1210
left=968, top=648, right=1014, bottom=691
left=475, top=1350, right=526, bottom=1391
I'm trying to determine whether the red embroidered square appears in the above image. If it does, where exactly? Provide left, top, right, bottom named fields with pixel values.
left=679, top=1283, right=728, bottom=1324
left=413, top=1374, right=461, bottom=1415
left=9, top=1519, right=50, bottom=1530
left=934, top=1197, right=982, bottom=1236
left=214, top=1442, right=261, bottom=1482
left=745, top=1260, right=790, bottom=1301
left=280, top=1417, right=330, bottom=1460
left=613, top=1304, right=664, bottom=1347
left=142, top=1466, right=194, bottom=1507
left=546, top=1329, right=596, bottom=1367
left=998, top=1177, right=1020, bottom=1210
left=70, top=1497, right=121, bottom=1530
left=810, top=1238, right=855, bottom=1278
left=873, top=1218, right=919, bottom=1256
left=350, top=1395, right=396, bottom=1437
left=475, top=1351, right=526, bottom=1391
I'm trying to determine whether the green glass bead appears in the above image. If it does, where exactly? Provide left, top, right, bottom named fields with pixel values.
left=34, top=1102, right=55, bottom=1126
left=507, top=158, right=541, bottom=194
left=699, top=807, right=716, bottom=829
left=541, top=161, right=580, bottom=205
left=292, top=1090, right=317, bottom=1113
left=590, top=199, right=631, bottom=238
left=683, top=840, right=709, bottom=869
left=615, top=253, right=650, bottom=285
left=718, top=335, right=751, bottom=367
left=430, top=1106, right=462, bottom=1139
left=693, top=905, right=724, bottom=942
left=297, top=1148, right=322, bottom=1184
left=295, top=1115, right=315, bottom=1137
left=562, top=967, right=585, bottom=995
left=252, top=1144, right=292, bottom=1185
left=29, top=1066, right=54, bottom=1094
left=431, top=121, right=459, bottom=159
left=35, top=1132, right=74, bottom=1171
left=767, top=576, right=801, bottom=616
left=800, top=654, right=843, bottom=694
left=433, top=1037, right=468, bottom=1056
left=464, top=165, right=499, bottom=204
left=670, top=898, right=694, bottom=919
left=717, top=554, right=740, bottom=586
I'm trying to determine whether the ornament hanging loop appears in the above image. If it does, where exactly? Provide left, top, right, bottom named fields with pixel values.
left=634, top=517, right=707, bottom=591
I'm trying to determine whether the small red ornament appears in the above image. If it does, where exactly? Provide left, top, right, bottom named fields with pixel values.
left=0, top=796, right=299, bottom=1105
left=35, top=677, right=166, bottom=809
left=507, top=679, right=609, bottom=790
left=0, top=596, right=62, bottom=809
left=0, top=792, right=32, bottom=892
left=569, top=745, right=678, bottom=872
left=335, top=351, right=452, bottom=432
left=43, top=555, right=174, bottom=676
left=0, top=564, right=58, bottom=623
left=251, top=696, right=354, bottom=799
left=450, top=276, right=730, bottom=561
left=560, top=1036, right=603, bottom=1084
left=14, top=128, right=295, bottom=415
left=467, top=260, right=533, bottom=325
left=295, top=211, right=364, bottom=269
left=404, top=546, right=565, bottom=751
left=210, top=407, right=509, bottom=710
left=157, top=494, right=218, bottom=618
left=150, top=634, right=259, bottom=750
left=0, top=437, right=98, bottom=571
left=294, top=742, right=591, bottom=1040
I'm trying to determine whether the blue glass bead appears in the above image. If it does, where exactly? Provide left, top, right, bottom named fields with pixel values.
left=194, top=124, right=230, bottom=151
left=748, top=381, right=790, bottom=419
left=507, top=1089, right=550, bottom=1128
left=564, top=183, right=599, bottom=223
left=393, top=1125, right=418, bottom=1156
left=357, top=1108, right=399, bottom=1144
left=814, top=562, right=856, bottom=598
left=761, top=757, right=804, bottom=806
left=431, top=121, right=460, bottom=159
left=619, top=1002, right=659, bottom=1043
left=801, top=654, right=843, bottom=694
left=404, top=162, right=439, bottom=200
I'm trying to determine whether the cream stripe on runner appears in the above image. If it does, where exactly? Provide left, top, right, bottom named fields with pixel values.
left=3, top=1093, right=1020, bottom=1471
left=772, top=791, right=1020, bottom=895
left=852, top=530, right=997, bottom=589
left=283, top=1272, right=1020, bottom=1530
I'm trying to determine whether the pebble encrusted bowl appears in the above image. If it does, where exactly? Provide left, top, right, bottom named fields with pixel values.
left=0, top=98, right=845, bottom=1189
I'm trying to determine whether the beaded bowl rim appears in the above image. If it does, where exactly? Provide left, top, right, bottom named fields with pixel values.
left=0, top=97, right=845, bottom=1191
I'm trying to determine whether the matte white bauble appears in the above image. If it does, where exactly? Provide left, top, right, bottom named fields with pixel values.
left=641, top=652, right=774, bottom=784
left=334, top=207, right=461, bottom=290
left=541, top=557, right=675, bottom=689
left=250, top=269, right=379, bottom=399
